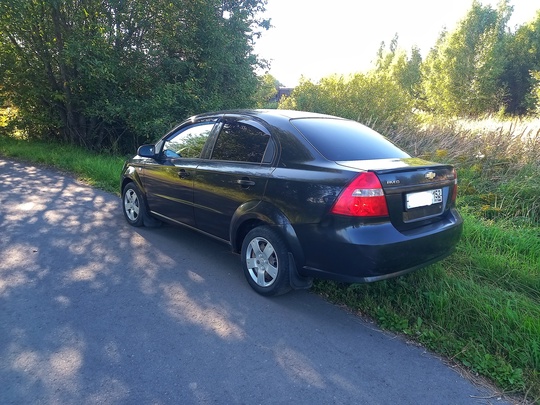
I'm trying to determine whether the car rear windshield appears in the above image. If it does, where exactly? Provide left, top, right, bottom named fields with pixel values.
left=291, top=118, right=410, bottom=161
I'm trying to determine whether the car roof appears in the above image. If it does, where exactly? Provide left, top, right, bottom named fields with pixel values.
left=192, top=109, right=344, bottom=122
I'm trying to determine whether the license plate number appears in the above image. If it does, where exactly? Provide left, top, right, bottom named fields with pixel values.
left=406, top=189, right=443, bottom=209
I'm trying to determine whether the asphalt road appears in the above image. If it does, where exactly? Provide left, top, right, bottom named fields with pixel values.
left=0, top=157, right=508, bottom=404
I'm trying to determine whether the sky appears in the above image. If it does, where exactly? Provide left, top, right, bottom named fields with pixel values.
left=253, top=0, right=540, bottom=87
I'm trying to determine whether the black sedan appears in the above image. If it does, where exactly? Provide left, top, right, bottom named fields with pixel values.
left=121, top=109, right=463, bottom=296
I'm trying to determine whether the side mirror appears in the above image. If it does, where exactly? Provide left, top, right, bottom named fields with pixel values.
left=137, top=144, right=156, bottom=158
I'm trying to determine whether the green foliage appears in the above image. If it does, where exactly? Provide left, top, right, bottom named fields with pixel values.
left=170, top=133, right=209, bottom=159
left=0, top=107, right=14, bottom=129
left=0, top=0, right=268, bottom=153
left=254, top=73, right=281, bottom=108
left=277, top=36, right=424, bottom=134
left=532, top=71, right=540, bottom=114
left=417, top=3, right=540, bottom=116
left=422, top=1, right=511, bottom=116
left=278, top=69, right=417, bottom=134
left=499, top=10, right=540, bottom=114
left=376, top=36, right=424, bottom=104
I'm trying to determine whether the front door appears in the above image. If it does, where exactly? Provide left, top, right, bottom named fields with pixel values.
left=141, top=119, right=217, bottom=226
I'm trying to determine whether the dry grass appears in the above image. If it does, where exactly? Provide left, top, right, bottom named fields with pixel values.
left=385, top=116, right=540, bottom=225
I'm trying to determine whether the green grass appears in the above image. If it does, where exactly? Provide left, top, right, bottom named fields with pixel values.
left=0, top=135, right=125, bottom=194
left=313, top=211, right=539, bottom=399
left=1, top=121, right=539, bottom=402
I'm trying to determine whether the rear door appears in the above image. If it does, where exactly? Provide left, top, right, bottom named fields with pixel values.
left=193, top=116, right=276, bottom=241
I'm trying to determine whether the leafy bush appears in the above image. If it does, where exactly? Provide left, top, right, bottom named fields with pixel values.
left=279, top=72, right=418, bottom=134
left=0, top=0, right=268, bottom=153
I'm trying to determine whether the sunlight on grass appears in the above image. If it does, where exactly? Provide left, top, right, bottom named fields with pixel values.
left=0, top=136, right=124, bottom=194
left=456, top=116, right=540, bottom=137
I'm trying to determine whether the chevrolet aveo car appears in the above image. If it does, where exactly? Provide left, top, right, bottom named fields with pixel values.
left=121, top=109, right=462, bottom=296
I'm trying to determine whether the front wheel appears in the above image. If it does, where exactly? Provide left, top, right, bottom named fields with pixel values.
left=241, top=226, right=291, bottom=296
left=122, top=182, right=146, bottom=227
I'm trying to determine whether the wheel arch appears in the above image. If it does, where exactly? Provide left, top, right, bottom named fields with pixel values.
left=121, top=174, right=148, bottom=208
left=230, top=201, right=305, bottom=268
left=121, top=166, right=146, bottom=196
left=121, top=169, right=161, bottom=227
left=121, top=176, right=135, bottom=195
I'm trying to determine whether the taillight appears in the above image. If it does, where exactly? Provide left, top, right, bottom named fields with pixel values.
left=451, top=168, right=458, bottom=204
left=331, top=172, right=389, bottom=217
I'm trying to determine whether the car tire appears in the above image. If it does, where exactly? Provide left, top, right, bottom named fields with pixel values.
left=122, top=182, right=148, bottom=227
left=241, top=226, right=292, bottom=296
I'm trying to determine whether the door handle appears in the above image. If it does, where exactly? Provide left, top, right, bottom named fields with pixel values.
left=178, top=169, right=191, bottom=178
left=236, top=179, right=255, bottom=188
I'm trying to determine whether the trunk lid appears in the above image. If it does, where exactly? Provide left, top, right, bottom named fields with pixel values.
left=336, top=158, right=457, bottom=231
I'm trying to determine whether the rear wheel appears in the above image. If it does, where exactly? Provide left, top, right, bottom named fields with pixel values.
left=241, top=226, right=291, bottom=296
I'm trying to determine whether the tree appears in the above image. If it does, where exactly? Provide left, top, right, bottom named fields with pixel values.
left=0, top=0, right=269, bottom=152
left=375, top=36, right=424, bottom=109
left=422, top=0, right=511, bottom=116
left=278, top=35, right=421, bottom=132
left=531, top=71, right=540, bottom=113
left=499, top=10, right=540, bottom=114
left=254, top=73, right=281, bottom=107
left=279, top=70, right=416, bottom=134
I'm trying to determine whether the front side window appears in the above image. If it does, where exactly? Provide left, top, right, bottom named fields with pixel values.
left=163, top=121, right=216, bottom=159
left=211, top=121, right=271, bottom=163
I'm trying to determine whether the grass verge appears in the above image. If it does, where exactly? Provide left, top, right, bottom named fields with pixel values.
left=0, top=135, right=125, bottom=194
left=1, top=130, right=539, bottom=403
left=313, top=211, right=540, bottom=401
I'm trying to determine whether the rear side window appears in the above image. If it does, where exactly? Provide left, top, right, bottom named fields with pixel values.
left=291, top=118, right=410, bottom=161
left=212, top=121, right=271, bottom=163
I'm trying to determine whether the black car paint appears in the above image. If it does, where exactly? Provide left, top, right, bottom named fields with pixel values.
left=121, top=109, right=463, bottom=287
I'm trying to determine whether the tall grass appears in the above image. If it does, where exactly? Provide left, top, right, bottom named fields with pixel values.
left=390, top=117, right=540, bottom=226
left=1, top=116, right=540, bottom=402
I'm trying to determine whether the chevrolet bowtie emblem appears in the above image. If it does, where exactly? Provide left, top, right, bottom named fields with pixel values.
left=425, top=171, right=436, bottom=180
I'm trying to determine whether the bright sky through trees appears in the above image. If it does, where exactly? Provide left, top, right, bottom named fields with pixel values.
left=254, top=0, right=540, bottom=86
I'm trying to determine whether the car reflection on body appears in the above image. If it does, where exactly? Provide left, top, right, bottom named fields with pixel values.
left=121, top=109, right=462, bottom=296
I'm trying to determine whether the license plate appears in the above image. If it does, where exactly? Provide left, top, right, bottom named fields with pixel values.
left=406, top=189, right=443, bottom=209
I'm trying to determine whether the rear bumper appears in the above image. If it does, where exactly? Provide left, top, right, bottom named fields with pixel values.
left=295, top=209, right=463, bottom=283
